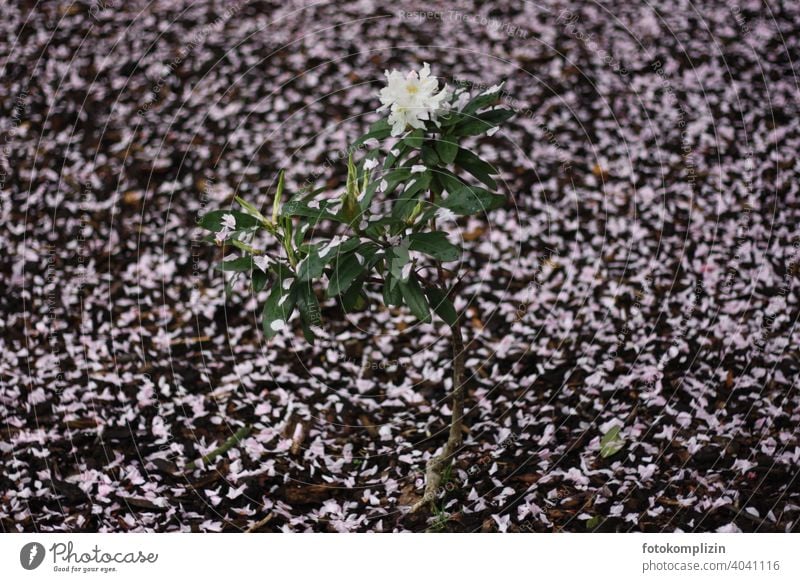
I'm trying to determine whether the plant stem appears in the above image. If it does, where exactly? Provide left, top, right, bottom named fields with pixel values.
left=410, top=314, right=466, bottom=513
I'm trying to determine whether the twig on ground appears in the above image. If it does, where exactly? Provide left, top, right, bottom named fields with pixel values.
left=182, top=425, right=252, bottom=474
left=245, top=512, right=274, bottom=533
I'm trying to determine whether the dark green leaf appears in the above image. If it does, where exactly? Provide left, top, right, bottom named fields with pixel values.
left=442, top=186, right=505, bottom=216
left=262, top=277, right=296, bottom=339
left=455, top=108, right=515, bottom=136
left=281, top=199, right=345, bottom=225
left=391, top=172, right=431, bottom=222
left=326, top=254, right=364, bottom=298
left=298, top=236, right=361, bottom=281
left=382, top=274, right=403, bottom=306
left=424, top=286, right=458, bottom=325
left=352, top=119, right=392, bottom=148
left=269, top=261, right=295, bottom=281
left=408, top=232, right=461, bottom=262
left=216, top=256, right=254, bottom=272
left=288, top=184, right=328, bottom=205
left=293, top=221, right=310, bottom=248
left=361, top=168, right=412, bottom=209
left=199, top=210, right=259, bottom=232
left=297, top=248, right=325, bottom=281
left=324, top=236, right=361, bottom=257
left=384, top=142, right=410, bottom=170
left=252, top=269, right=268, bottom=292
left=356, top=242, right=382, bottom=266
left=421, top=145, right=440, bottom=166
left=433, top=169, right=466, bottom=194
left=340, top=278, right=367, bottom=312
left=440, top=110, right=467, bottom=128
left=454, top=148, right=498, bottom=190
left=435, top=136, right=459, bottom=164
left=399, top=274, right=431, bottom=323
left=362, top=216, right=404, bottom=239
left=299, top=319, right=316, bottom=344
left=388, top=243, right=411, bottom=284
left=404, top=129, right=424, bottom=149
left=461, top=89, right=503, bottom=116
left=296, top=281, right=322, bottom=329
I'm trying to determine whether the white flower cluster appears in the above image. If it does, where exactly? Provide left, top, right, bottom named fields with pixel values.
left=378, top=63, right=448, bottom=136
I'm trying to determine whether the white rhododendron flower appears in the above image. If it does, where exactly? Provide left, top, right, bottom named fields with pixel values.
left=378, top=63, right=448, bottom=136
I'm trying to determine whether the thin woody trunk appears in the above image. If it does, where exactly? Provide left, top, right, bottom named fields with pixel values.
left=410, top=317, right=466, bottom=513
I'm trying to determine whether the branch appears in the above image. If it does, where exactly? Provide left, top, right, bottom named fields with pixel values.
left=410, top=313, right=467, bottom=513
left=183, top=425, right=252, bottom=473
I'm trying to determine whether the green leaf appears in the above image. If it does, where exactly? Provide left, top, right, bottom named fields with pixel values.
left=435, top=136, right=459, bottom=164
left=356, top=242, right=382, bottom=266
left=433, top=169, right=466, bottom=195
left=391, top=172, right=431, bottom=222
left=424, top=286, right=458, bottom=325
left=198, top=210, right=259, bottom=232
left=262, top=276, right=296, bottom=339
left=388, top=242, right=411, bottom=284
left=461, top=88, right=503, bottom=116
left=408, top=232, right=461, bottom=262
left=454, top=148, right=497, bottom=190
left=361, top=168, right=412, bottom=209
left=216, top=256, right=254, bottom=272
left=441, top=186, right=505, bottom=216
left=440, top=109, right=467, bottom=128
left=326, top=236, right=362, bottom=257
left=293, top=221, right=310, bottom=248
left=340, top=278, right=367, bottom=312
left=269, top=261, right=295, bottom=281
left=295, top=280, right=319, bottom=344
left=326, top=253, right=364, bottom=298
left=229, top=239, right=261, bottom=254
left=272, top=169, right=285, bottom=223
left=384, top=142, right=410, bottom=170
left=252, top=269, right=268, bottom=292
left=421, top=145, right=440, bottom=166
left=404, top=129, right=424, bottom=149
left=455, top=108, right=515, bottom=137
left=342, top=153, right=360, bottom=223
left=288, top=184, right=328, bottom=205
left=352, top=119, right=392, bottom=148
left=296, top=281, right=322, bottom=328
left=399, top=274, right=431, bottom=323
left=298, top=236, right=361, bottom=282
left=599, top=425, right=625, bottom=458
left=235, top=196, right=269, bottom=225
left=382, top=273, right=403, bottom=306
left=281, top=199, right=346, bottom=225
left=297, top=248, right=325, bottom=281
left=299, top=319, right=316, bottom=344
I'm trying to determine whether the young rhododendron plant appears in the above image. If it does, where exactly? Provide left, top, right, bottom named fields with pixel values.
left=199, top=63, right=514, bottom=513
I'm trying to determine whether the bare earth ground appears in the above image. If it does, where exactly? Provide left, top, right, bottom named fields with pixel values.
left=1, top=0, right=799, bottom=532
